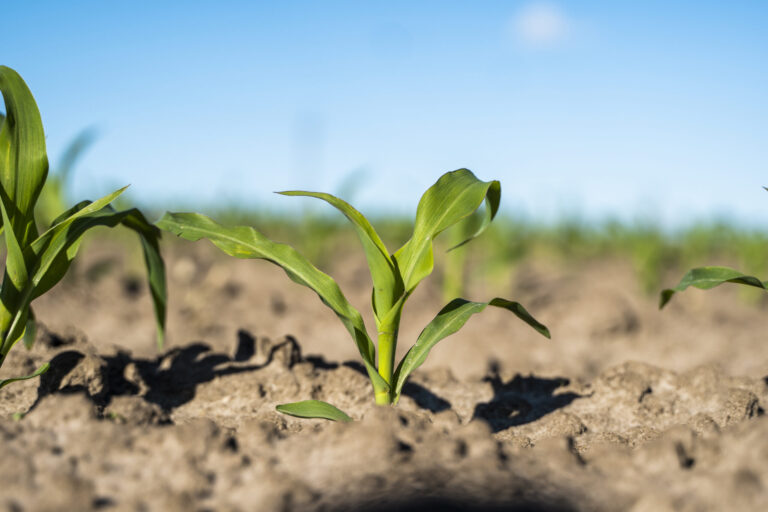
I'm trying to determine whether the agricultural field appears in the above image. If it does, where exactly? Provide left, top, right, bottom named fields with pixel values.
left=3, top=0, right=767, bottom=506
left=1, top=216, right=767, bottom=511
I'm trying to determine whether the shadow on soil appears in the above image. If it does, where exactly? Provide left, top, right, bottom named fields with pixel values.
left=30, top=329, right=301, bottom=413
left=337, top=360, right=452, bottom=413
left=473, top=363, right=582, bottom=433
left=337, top=496, right=575, bottom=512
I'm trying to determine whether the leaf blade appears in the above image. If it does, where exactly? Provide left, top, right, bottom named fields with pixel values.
left=394, top=169, right=500, bottom=293
left=157, top=212, right=389, bottom=394
left=0, top=66, right=48, bottom=246
left=276, top=400, right=352, bottom=422
left=0, top=362, right=49, bottom=390
left=27, top=205, right=167, bottom=347
left=660, top=266, right=768, bottom=308
left=278, top=191, right=403, bottom=321
left=392, top=297, right=549, bottom=400
left=0, top=196, right=30, bottom=352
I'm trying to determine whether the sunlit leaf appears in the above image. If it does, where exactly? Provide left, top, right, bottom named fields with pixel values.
left=394, top=169, right=500, bottom=293
left=30, top=205, right=167, bottom=346
left=660, top=266, right=768, bottom=308
left=276, top=400, right=352, bottom=422
left=157, top=212, right=389, bottom=395
left=278, top=191, right=403, bottom=323
left=392, top=298, right=550, bottom=401
left=0, top=66, right=48, bottom=245
left=0, top=362, right=49, bottom=390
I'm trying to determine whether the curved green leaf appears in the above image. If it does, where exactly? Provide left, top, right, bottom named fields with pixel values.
left=276, top=400, right=352, bottom=422
left=660, top=266, right=768, bottom=309
left=29, top=205, right=167, bottom=347
left=0, top=66, right=48, bottom=245
left=394, top=169, right=500, bottom=293
left=0, top=196, right=30, bottom=353
left=0, top=362, right=49, bottom=390
left=392, top=297, right=550, bottom=401
left=157, top=212, right=389, bottom=395
left=278, top=191, right=403, bottom=322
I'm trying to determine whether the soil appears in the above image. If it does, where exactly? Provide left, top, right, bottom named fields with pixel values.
left=1, top=239, right=767, bottom=511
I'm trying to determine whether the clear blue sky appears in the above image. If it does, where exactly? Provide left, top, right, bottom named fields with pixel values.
left=3, top=1, right=767, bottom=226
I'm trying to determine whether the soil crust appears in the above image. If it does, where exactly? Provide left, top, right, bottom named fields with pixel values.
left=1, top=242, right=767, bottom=511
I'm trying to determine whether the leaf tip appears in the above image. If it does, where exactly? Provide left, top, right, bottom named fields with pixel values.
left=659, top=289, right=674, bottom=309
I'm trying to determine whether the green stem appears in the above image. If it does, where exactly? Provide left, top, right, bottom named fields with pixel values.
left=376, top=327, right=398, bottom=405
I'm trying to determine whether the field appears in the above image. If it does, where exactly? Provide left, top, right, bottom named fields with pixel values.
left=1, top=219, right=767, bottom=511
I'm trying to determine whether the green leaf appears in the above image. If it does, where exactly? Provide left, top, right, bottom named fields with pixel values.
left=392, top=297, right=550, bottom=401
left=157, top=212, right=389, bottom=395
left=0, top=66, right=48, bottom=246
left=394, top=169, right=500, bottom=293
left=660, top=266, right=768, bottom=309
left=0, top=196, right=30, bottom=353
left=276, top=400, right=352, bottom=422
left=55, top=127, right=97, bottom=186
left=24, top=196, right=119, bottom=302
left=278, top=191, right=403, bottom=323
left=0, top=362, right=49, bottom=390
left=28, top=205, right=167, bottom=347
left=36, top=128, right=98, bottom=227
left=0, top=196, right=29, bottom=290
left=22, top=307, right=36, bottom=350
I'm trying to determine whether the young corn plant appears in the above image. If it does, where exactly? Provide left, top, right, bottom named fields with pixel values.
left=660, top=189, right=768, bottom=309
left=36, top=126, right=98, bottom=227
left=158, top=169, right=550, bottom=421
left=660, top=267, right=768, bottom=308
left=0, top=66, right=167, bottom=389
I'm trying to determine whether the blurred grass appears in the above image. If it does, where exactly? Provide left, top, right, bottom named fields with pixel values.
left=190, top=206, right=768, bottom=304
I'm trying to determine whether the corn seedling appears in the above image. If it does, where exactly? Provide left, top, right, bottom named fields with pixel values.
left=660, top=266, right=768, bottom=309
left=158, top=169, right=550, bottom=421
left=0, top=66, right=167, bottom=389
left=660, top=188, right=768, bottom=308
left=36, top=127, right=97, bottom=227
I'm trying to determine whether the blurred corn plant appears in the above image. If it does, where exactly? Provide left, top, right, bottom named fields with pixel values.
left=35, top=127, right=97, bottom=227
left=660, top=190, right=768, bottom=309
left=0, top=66, right=167, bottom=389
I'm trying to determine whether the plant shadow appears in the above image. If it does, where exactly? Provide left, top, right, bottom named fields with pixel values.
left=32, top=329, right=301, bottom=414
left=472, top=363, right=582, bottom=433
left=340, top=360, right=452, bottom=413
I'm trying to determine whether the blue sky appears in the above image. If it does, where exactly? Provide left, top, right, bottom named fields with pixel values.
left=3, top=1, right=767, bottom=226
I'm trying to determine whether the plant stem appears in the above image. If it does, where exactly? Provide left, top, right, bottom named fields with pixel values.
left=376, top=328, right=397, bottom=405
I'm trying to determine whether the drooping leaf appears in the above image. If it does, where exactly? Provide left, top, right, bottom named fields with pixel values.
left=276, top=400, right=352, bottom=422
left=0, top=362, right=49, bottom=390
left=0, top=66, right=48, bottom=245
left=28, top=205, right=167, bottom=347
left=394, top=169, right=500, bottom=293
left=392, top=298, right=550, bottom=401
left=278, top=191, right=403, bottom=323
left=157, top=212, right=389, bottom=395
left=660, top=266, right=768, bottom=309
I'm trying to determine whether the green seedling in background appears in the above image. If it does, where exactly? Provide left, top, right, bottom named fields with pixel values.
left=36, top=127, right=97, bottom=227
left=0, top=66, right=167, bottom=389
left=158, top=169, right=550, bottom=420
left=660, top=267, right=768, bottom=308
left=660, top=188, right=768, bottom=308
